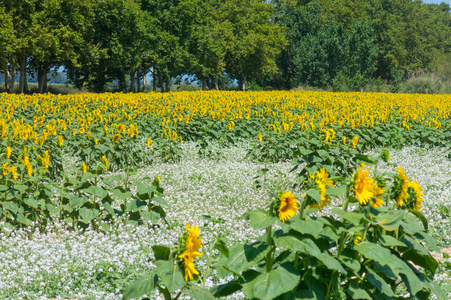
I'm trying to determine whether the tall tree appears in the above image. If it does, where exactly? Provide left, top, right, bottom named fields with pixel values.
left=223, top=0, right=286, bottom=91
left=0, top=5, right=15, bottom=92
left=67, top=0, right=147, bottom=92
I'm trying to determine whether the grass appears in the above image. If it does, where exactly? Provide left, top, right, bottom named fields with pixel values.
left=0, top=142, right=450, bottom=299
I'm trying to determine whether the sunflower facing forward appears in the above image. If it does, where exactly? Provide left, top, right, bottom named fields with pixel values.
left=178, top=223, right=203, bottom=281
left=276, top=191, right=299, bottom=222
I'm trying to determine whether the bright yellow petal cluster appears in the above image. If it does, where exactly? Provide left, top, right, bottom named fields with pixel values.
left=353, top=164, right=375, bottom=205
left=178, top=223, right=203, bottom=281
left=278, top=191, right=299, bottom=222
left=310, top=168, right=334, bottom=210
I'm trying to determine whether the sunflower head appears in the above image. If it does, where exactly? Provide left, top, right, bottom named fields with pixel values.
left=307, top=168, right=334, bottom=211
left=6, top=146, right=12, bottom=159
left=275, top=191, right=299, bottom=223
left=351, top=136, right=359, bottom=148
left=405, top=180, right=424, bottom=211
left=11, top=166, right=18, bottom=181
left=177, top=223, right=203, bottom=281
left=352, top=164, right=375, bottom=206
left=392, top=167, right=410, bottom=208
left=112, top=133, right=121, bottom=143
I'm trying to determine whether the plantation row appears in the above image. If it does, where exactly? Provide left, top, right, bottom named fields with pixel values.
left=2, top=91, right=451, bottom=175
left=0, top=91, right=450, bottom=299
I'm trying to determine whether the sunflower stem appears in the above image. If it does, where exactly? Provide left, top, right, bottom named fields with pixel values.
left=202, top=238, right=219, bottom=289
left=265, top=225, right=273, bottom=273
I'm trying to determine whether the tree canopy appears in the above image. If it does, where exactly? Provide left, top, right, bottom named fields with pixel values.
left=0, top=0, right=450, bottom=92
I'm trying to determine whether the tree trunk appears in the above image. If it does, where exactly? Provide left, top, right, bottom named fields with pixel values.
left=137, top=70, right=141, bottom=92
left=241, top=74, right=246, bottom=92
left=19, top=51, right=26, bottom=93
left=164, top=75, right=170, bottom=92
left=221, top=73, right=226, bottom=90
left=153, top=69, right=157, bottom=92
left=142, top=71, right=146, bottom=92
left=214, top=76, right=219, bottom=90
left=202, top=77, right=207, bottom=90
left=129, top=70, right=136, bottom=93
left=118, top=73, right=127, bottom=92
left=4, top=61, right=10, bottom=93
left=38, top=65, right=48, bottom=93
left=158, top=70, right=164, bottom=93
left=10, top=62, right=16, bottom=93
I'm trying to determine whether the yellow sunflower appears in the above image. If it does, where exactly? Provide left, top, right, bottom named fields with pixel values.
left=6, top=146, right=12, bottom=159
left=353, top=164, right=374, bottom=205
left=11, top=166, right=18, bottom=181
left=406, top=180, right=424, bottom=211
left=370, top=185, right=384, bottom=208
left=278, top=191, right=299, bottom=222
left=112, top=133, right=121, bottom=143
left=178, top=223, right=203, bottom=281
left=394, top=167, right=409, bottom=207
left=3, top=162, right=10, bottom=176
left=310, top=168, right=334, bottom=211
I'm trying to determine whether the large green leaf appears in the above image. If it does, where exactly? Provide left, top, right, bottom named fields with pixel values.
left=332, top=208, right=364, bottom=226
left=123, top=273, right=157, bottom=300
left=225, top=242, right=270, bottom=273
left=69, top=196, right=89, bottom=209
left=379, top=235, right=406, bottom=248
left=365, top=268, right=394, bottom=297
left=79, top=207, right=100, bottom=223
left=242, top=263, right=300, bottom=300
left=346, top=281, right=372, bottom=299
left=402, top=249, right=438, bottom=273
left=290, top=218, right=324, bottom=237
left=184, top=286, right=215, bottom=300
left=249, top=210, right=277, bottom=229
left=155, top=260, right=185, bottom=293
left=317, top=252, right=346, bottom=274
left=126, top=198, right=147, bottom=212
left=84, top=186, right=108, bottom=199
left=152, top=196, right=168, bottom=206
left=274, top=235, right=321, bottom=257
left=2, top=201, right=18, bottom=214
left=24, top=197, right=38, bottom=209
left=16, top=212, right=32, bottom=226
left=375, top=210, right=406, bottom=231
left=354, top=242, right=392, bottom=265
left=210, top=281, right=242, bottom=297
left=306, top=189, right=321, bottom=204
left=400, top=235, right=429, bottom=256
left=112, top=187, right=132, bottom=200
left=152, top=245, right=171, bottom=261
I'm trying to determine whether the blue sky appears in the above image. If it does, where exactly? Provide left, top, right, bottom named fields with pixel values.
left=421, top=0, right=451, bottom=4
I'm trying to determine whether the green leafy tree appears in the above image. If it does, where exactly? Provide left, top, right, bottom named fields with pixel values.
left=223, top=0, right=286, bottom=91
left=67, top=0, right=148, bottom=92
left=0, top=5, right=15, bottom=92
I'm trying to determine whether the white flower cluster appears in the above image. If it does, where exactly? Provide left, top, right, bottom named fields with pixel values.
left=0, top=143, right=449, bottom=299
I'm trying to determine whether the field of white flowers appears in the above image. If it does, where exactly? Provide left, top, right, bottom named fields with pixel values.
left=0, top=142, right=450, bottom=299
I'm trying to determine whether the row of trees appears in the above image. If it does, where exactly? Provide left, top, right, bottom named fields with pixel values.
left=1, top=0, right=450, bottom=93
left=0, top=0, right=285, bottom=93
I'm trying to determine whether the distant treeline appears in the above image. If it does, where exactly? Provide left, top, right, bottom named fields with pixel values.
left=0, top=0, right=450, bottom=93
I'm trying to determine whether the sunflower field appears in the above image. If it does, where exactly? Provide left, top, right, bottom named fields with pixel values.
left=1, top=91, right=451, bottom=299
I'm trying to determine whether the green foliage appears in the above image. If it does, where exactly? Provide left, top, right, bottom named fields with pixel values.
left=212, top=153, right=444, bottom=299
